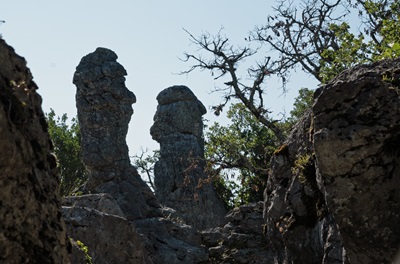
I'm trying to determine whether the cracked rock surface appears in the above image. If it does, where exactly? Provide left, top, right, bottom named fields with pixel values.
left=73, top=47, right=160, bottom=220
left=151, top=85, right=227, bottom=230
left=0, top=38, right=70, bottom=263
left=313, top=59, right=400, bottom=264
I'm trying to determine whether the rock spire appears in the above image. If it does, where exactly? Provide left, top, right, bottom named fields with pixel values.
left=73, top=47, right=159, bottom=220
left=151, top=85, right=227, bottom=229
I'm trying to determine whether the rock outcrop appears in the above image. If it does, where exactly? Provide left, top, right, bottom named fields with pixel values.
left=72, top=47, right=159, bottom=220
left=263, top=58, right=400, bottom=264
left=201, top=202, right=274, bottom=263
left=313, top=59, right=400, bottom=264
left=62, top=202, right=152, bottom=264
left=0, top=39, right=70, bottom=263
left=151, top=85, right=227, bottom=229
left=66, top=49, right=209, bottom=263
left=5, top=37, right=398, bottom=263
left=263, top=111, right=347, bottom=263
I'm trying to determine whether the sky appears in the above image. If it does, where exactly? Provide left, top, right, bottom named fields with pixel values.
left=1, top=1, right=318, bottom=157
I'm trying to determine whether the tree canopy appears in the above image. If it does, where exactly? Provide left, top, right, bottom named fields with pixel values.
left=182, top=0, right=400, bottom=138
left=181, top=0, right=400, bottom=206
left=46, top=109, right=87, bottom=196
left=46, top=0, right=400, bottom=206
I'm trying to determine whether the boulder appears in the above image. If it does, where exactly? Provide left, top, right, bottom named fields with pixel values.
left=313, top=59, right=400, bottom=264
left=201, top=202, right=274, bottom=263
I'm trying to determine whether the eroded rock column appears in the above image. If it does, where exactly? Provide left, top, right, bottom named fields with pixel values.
left=151, top=85, right=227, bottom=229
left=73, top=47, right=159, bottom=220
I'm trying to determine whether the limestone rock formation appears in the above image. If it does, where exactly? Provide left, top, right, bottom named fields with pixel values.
left=62, top=205, right=152, bottom=264
left=313, top=59, right=400, bottom=264
left=72, top=47, right=159, bottom=220
left=64, top=47, right=400, bottom=263
left=263, top=111, right=347, bottom=264
left=0, top=39, right=70, bottom=263
left=151, top=85, right=227, bottom=229
left=263, top=58, right=400, bottom=264
left=201, top=202, right=274, bottom=263
left=67, top=50, right=209, bottom=264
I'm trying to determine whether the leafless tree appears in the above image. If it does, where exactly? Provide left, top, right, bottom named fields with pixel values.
left=180, top=0, right=352, bottom=143
left=181, top=0, right=395, bottom=143
left=181, top=28, right=286, bottom=143
left=252, top=0, right=346, bottom=82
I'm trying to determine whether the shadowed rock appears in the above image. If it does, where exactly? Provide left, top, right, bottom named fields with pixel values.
left=263, top=111, right=347, bottom=264
left=73, top=47, right=159, bottom=220
left=313, top=59, right=400, bottom=264
left=69, top=50, right=208, bottom=264
left=263, top=58, right=400, bottom=264
left=0, top=38, right=70, bottom=263
left=151, top=85, right=227, bottom=230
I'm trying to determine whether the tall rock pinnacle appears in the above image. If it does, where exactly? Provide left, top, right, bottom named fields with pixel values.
left=73, top=47, right=159, bottom=220
left=151, top=85, right=227, bottom=229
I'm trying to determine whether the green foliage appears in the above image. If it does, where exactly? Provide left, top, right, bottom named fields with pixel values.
left=291, top=154, right=313, bottom=184
left=287, top=88, right=315, bottom=126
left=46, top=109, right=87, bottom=196
left=320, top=22, right=370, bottom=83
left=70, top=238, right=92, bottom=264
left=131, top=149, right=159, bottom=191
left=205, top=103, right=278, bottom=208
left=320, top=0, right=400, bottom=82
left=206, top=87, right=315, bottom=208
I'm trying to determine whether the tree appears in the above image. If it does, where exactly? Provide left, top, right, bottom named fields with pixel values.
left=205, top=88, right=314, bottom=207
left=205, top=103, right=278, bottom=207
left=46, top=109, right=87, bottom=196
left=287, top=87, right=315, bottom=126
left=181, top=0, right=399, bottom=206
left=182, top=0, right=400, bottom=135
left=181, top=28, right=286, bottom=144
left=131, top=149, right=159, bottom=191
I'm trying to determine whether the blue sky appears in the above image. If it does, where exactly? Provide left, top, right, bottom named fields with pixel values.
left=1, top=1, right=317, bottom=155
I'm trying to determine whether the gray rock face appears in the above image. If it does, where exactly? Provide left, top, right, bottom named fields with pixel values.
left=151, top=85, right=227, bottom=229
left=202, top=202, right=274, bottom=263
left=63, top=204, right=152, bottom=264
left=134, top=217, right=209, bottom=264
left=263, top=111, right=347, bottom=264
left=0, top=39, right=70, bottom=263
left=62, top=193, right=209, bottom=264
left=73, top=47, right=159, bottom=220
left=69, top=52, right=209, bottom=264
left=313, top=59, right=400, bottom=264
left=263, top=58, right=400, bottom=264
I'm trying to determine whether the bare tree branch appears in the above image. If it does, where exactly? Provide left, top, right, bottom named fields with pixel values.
left=181, top=28, right=286, bottom=143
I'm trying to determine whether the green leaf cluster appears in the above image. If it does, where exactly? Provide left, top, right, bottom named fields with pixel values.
left=46, top=109, right=87, bottom=196
left=320, top=0, right=400, bottom=83
left=70, top=238, right=92, bottom=264
left=205, top=103, right=279, bottom=208
left=287, top=88, right=315, bottom=126
left=206, top=88, right=314, bottom=208
left=320, top=22, right=370, bottom=83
